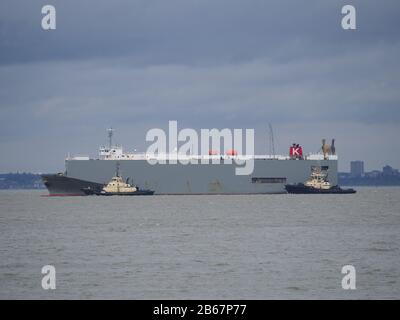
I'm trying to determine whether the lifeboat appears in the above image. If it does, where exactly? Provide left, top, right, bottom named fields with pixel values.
left=226, top=149, right=238, bottom=156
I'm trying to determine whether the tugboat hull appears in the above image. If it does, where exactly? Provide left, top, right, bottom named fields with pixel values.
left=98, top=190, right=154, bottom=196
left=81, top=187, right=154, bottom=196
left=285, top=184, right=356, bottom=194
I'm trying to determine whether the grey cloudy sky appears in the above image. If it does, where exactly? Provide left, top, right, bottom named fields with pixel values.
left=0, top=0, right=399, bottom=172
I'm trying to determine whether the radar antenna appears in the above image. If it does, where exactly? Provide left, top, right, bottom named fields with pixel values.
left=268, top=123, right=276, bottom=158
left=107, top=127, right=114, bottom=149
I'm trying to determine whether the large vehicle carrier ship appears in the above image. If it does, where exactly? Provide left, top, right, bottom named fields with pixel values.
left=42, top=130, right=338, bottom=195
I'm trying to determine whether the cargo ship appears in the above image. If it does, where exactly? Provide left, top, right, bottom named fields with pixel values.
left=41, top=130, right=338, bottom=196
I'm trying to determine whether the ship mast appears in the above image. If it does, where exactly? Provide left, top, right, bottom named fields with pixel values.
left=107, top=127, right=114, bottom=149
left=116, top=161, right=120, bottom=193
left=268, top=123, right=276, bottom=158
left=116, top=161, right=120, bottom=177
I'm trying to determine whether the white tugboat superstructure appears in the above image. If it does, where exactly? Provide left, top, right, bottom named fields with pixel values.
left=304, top=168, right=331, bottom=190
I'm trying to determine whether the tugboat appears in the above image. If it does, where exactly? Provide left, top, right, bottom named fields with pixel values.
left=81, top=163, right=154, bottom=196
left=285, top=167, right=356, bottom=194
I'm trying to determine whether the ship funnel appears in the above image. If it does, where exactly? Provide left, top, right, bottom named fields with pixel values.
left=331, top=139, right=336, bottom=155
left=322, top=139, right=329, bottom=159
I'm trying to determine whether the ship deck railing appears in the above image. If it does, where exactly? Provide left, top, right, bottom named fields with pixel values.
left=68, top=152, right=337, bottom=161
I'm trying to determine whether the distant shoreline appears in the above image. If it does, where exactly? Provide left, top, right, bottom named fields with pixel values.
left=0, top=173, right=45, bottom=190
left=339, top=176, right=400, bottom=187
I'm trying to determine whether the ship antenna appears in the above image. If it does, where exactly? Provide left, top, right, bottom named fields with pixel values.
left=116, top=161, right=120, bottom=177
left=268, top=123, right=276, bottom=158
left=107, top=127, right=114, bottom=149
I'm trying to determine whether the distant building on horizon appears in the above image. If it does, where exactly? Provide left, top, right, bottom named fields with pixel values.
left=339, top=162, right=400, bottom=186
left=382, top=165, right=399, bottom=177
left=350, top=161, right=364, bottom=177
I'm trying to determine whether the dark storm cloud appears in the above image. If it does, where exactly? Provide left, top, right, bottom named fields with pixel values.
left=0, top=0, right=399, bottom=172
